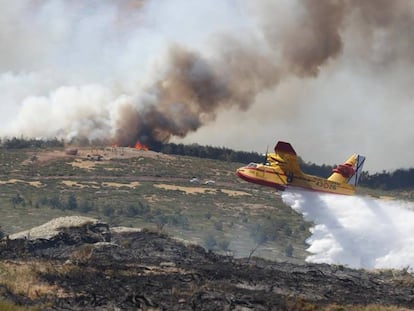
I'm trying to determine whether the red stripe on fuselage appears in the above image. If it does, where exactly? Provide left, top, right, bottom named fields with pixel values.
left=287, top=184, right=354, bottom=195
left=237, top=167, right=353, bottom=195
left=236, top=170, right=286, bottom=191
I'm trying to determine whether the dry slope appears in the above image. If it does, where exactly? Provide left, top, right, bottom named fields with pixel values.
left=1, top=217, right=414, bottom=310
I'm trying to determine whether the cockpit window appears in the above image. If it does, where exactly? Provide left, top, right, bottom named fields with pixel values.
left=247, top=163, right=257, bottom=168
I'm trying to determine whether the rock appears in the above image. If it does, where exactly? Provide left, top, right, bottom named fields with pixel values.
left=1, top=216, right=110, bottom=259
left=8, top=216, right=102, bottom=240
left=65, top=148, right=78, bottom=156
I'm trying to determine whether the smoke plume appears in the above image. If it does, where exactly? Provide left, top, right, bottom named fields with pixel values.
left=1, top=0, right=414, bottom=169
left=283, top=190, right=414, bottom=270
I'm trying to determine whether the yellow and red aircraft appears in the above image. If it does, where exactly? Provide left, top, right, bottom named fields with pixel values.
left=236, top=141, right=366, bottom=195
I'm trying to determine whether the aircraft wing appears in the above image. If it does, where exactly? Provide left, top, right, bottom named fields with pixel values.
left=274, top=141, right=302, bottom=175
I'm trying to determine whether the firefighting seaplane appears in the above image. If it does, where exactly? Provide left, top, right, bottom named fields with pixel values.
left=236, top=141, right=366, bottom=195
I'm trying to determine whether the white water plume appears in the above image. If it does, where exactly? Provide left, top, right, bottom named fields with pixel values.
left=282, top=190, right=414, bottom=270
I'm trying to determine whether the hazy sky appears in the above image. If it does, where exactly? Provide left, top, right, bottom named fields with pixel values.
left=1, top=0, right=413, bottom=172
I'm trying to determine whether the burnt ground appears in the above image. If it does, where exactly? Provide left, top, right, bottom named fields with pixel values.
left=1, top=219, right=414, bottom=310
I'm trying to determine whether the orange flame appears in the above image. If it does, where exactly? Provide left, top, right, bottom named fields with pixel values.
left=134, top=141, right=148, bottom=151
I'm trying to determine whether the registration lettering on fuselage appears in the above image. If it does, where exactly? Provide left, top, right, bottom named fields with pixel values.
left=315, top=180, right=337, bottom=190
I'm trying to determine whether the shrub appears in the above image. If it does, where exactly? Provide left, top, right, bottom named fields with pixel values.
left=10, top=193, right=25, bottom=206
left=123, top=202, right=150, bottom=218
left=124, top=205, right=140, bottom=217
left=218, top=239, right=230, bottom=251
left=67, top=193, right=78, bottom=210
left=285, top=244, right=294, bottom=258
left=0, top=226, right=5, bottom=240
left=205, top=211, right=212, bottom=220
left=78, top=200, right=94, bottom=213
left=250, top=223, right=268, bottom=244
left=204, top=234, right=217, bottom=250
left=154, top=214, right=169, bottom=230
left=214, top=221, right=223, bottom=231
left=103, top=206, right=115, bottom=217
left=49, top=196, right=63, bottom=209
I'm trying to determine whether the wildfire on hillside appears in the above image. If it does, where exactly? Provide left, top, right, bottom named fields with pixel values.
left=134, top=141, right=149, bottom=151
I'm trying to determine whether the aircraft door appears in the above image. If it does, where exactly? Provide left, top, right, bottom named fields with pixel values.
left=256, top=169, right=264, bottom=178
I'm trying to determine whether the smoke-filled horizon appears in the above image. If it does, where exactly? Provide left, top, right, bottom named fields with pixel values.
left=1, top=0, right=413, bottom=171
left=282, top=190, right=414, bottom=270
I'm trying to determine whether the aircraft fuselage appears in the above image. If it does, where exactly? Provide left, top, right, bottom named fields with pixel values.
left=236, top=163, right=356, bottom=195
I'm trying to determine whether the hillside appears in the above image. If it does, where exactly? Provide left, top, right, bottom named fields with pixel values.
left=0, top=146, right=311, bottom=261
left=1, top=216, right=414, bottom=310
left=1, top=147, right=414, bottom=310
left=1, top=146, right=412, bottom=261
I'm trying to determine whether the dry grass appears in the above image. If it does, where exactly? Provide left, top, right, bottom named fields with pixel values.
left=0, top=299, right=42, bottom=311
left=324, top=304, right=413, bottom=311
left=220, top=189, right=251, bottom=196
left=0, top=179, right=42, bottom=188
left=69, top=158, right=100, bottom=170
left=153, top=183, right=250, bottom=196
left=61, top=180, right=141, bottom=189
left=61, top=180, right=98, bottom=188
left=0, top=260, right=64, bottom=300
left=102, top=181, right=140, bottom=188
left=154, top=183, right=213, bottom=194
left=286, top=299, right=413, bottom=311
left=371, top=268, right=414, bottom=286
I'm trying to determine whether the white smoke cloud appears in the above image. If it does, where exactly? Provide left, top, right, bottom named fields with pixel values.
left=282, top=190, right=414, bottom=270
left=10, top=85, right=117, bottom=140
left=0, top=0, right=252, bottom=141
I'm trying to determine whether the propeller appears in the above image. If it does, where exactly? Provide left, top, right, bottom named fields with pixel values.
left=263, top=146, right=269, bottom=165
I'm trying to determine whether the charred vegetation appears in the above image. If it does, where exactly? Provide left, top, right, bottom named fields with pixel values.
left=1, top=218, right=414, bottom=310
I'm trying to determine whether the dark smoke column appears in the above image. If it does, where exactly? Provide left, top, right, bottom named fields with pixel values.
left=112, top=38, right=285, bottom=148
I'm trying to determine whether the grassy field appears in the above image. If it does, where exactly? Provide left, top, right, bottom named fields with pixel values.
left=0, top=146, right=410, bottom=262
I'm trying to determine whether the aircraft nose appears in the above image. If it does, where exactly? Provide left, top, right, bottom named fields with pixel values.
left=236, top=167, right=245, bottom=177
